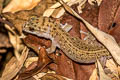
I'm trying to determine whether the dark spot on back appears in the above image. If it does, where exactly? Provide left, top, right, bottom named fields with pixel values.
left=53, top=27, right=56, bottom=30
left=29, top=27, right=34, bottom=31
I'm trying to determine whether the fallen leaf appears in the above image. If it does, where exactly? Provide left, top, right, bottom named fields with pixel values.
left=24, top=57, right=38, bottom=68
left=43, top=0, right=87, bottom=18
left=98, top=0, right=120, bottom=32
left=88, top=0, right=102, bottom=6
left=89, top=69, right=98, bottom=80
left=3, top=0, right=41, bottom=13
left=40, top=73, right=72, bottom=80
left=97, top=60, right=112, bottom=80
left=0, top=0, right=3, bottom=14
left=43, top=0, right=69, bottom=17
left=106, top=59, right=119, bottom=79
left=23, top=34, right=51, bottom=53
left=108, top=5, right=120, bottom=43
left=8, top=30, right=21, bottom=60
left=0, top=47, right=29, bottom=80
left=18, top=45, right=52, bottom=79
left=0, top=32, right=11, bottom=48
left=68, top=0, right=87, bottom=13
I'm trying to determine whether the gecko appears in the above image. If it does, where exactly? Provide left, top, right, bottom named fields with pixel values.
left=23, top=16, right=111, bottom=63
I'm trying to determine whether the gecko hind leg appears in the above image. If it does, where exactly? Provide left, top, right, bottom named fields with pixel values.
left=80, top=30, right=104, bottom=47
left=80, top=30, right=96, bottom=41
left=80, top=30, right=103, bottom=47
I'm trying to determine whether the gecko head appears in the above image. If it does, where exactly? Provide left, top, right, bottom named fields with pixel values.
left=23, top=16, right=44, bottom=33
left=23, top=16, right=54, bottom=39
left=23, top=16, right=40, bottom=32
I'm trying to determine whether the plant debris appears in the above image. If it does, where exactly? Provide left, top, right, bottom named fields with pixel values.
left=0, top=0, right=120, bottom=80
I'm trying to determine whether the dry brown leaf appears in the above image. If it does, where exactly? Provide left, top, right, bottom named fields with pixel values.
left=24, top=57, right=38, bottom=68
left=52, top=7, right=65, bottom=18
left=0, top=0, right=3, bottom=14
left=97, top=0, right=102, bottom=6
left=4, top=16, right=28, bottom=60
left=43, top=0, right=70, bottom=18
left=106, top=59, right=119, bottom=78
left=117, top=66, right=120, bottom=76
left=23, top=34, right=51, bottom=53
left=43, top=0, right=87, bottom=18
left=68, top=0, right=87, bottom=13
left=0, top=32, right=11, bottom=48
left=97, top=60, right=112, bottom=80
left=4, top=24, right=15, bottom=34
left=0, top=18, right=29, bottom=79
left=4, top=24, right=22, bottom=60
left=59, top=0, right=120, bottom=65
left=88, top=0, right=102, bottom=6
left=89, top=69, right=98, bottom=80
left=33, top=73, right=47, bottom=80
left=3, top=0, right=41, bottom=13
left=34, top=72, right=72, bottom=80
left=8, top=32, right=21, bottom=60
left=40, top=73, right=72, bottom=80
left=0, top=47, right=29, bottom=80
left=18, top=47, right=52, bottom=79
left=3, top=12, right=31, bottom=34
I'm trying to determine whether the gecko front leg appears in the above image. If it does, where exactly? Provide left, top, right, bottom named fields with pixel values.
left=46, top=23, right=72, bottom=54
left=46, top=40, right=59, bottom=54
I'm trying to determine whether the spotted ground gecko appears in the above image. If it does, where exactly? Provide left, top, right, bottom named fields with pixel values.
left=23, top=16, right=110, bottom=63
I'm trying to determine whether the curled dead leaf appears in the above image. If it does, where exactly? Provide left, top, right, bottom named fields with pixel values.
left=18, top=47, right=52, bottom=79
left=23, top=34, right=51, bottom=53
left=0, top=47, right=29, bottom=80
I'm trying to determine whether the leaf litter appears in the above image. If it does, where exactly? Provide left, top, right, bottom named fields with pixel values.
left=0, top=0, right=120, bottom=80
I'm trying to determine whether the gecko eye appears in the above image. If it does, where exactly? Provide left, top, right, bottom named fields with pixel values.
left=30, top=16, right=37, bottom=20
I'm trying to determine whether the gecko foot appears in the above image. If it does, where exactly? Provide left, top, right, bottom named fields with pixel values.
left=46, top=42, right=57, bottom=54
